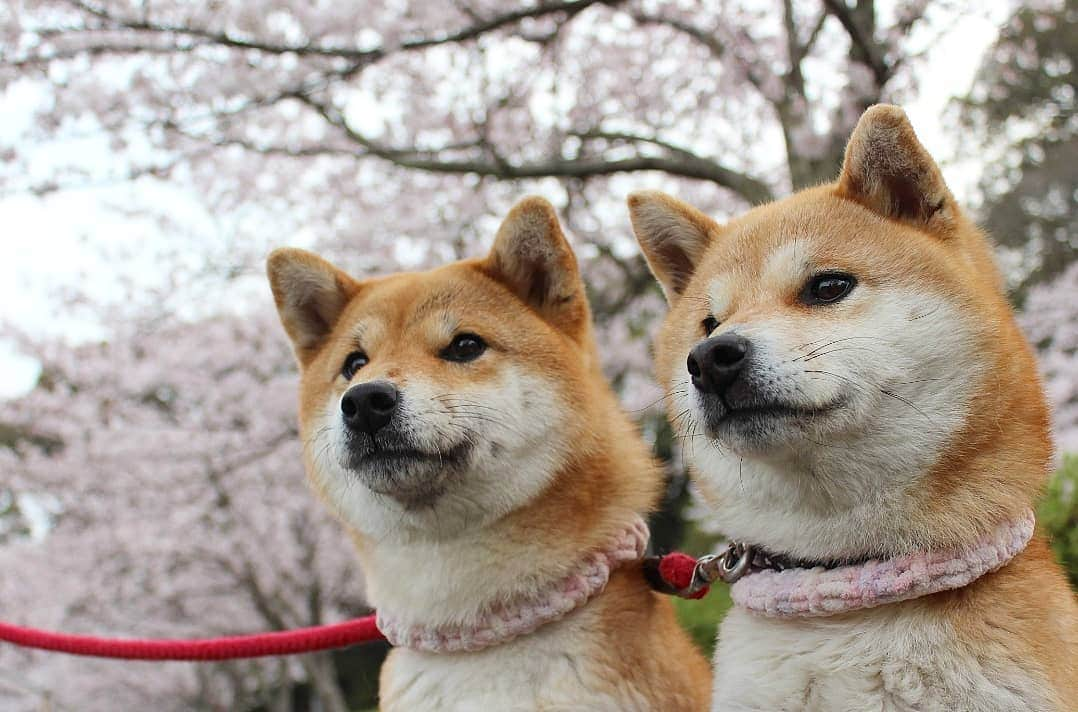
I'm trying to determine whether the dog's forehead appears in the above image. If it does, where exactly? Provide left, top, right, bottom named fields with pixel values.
left=760, top=239, right=815, bottom=288
left=701, top=235, right=820, bottom=309
left=696, top=193, right=904, bottom=306
left=346, top=265, right=496, bottom=324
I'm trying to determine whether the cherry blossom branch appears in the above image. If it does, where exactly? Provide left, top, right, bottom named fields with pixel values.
left=802, top=10, right=830, bottom=57
left=293, top=94, right=775, bottom=203
left=8, top=147, right=217, bottom=197
left=821, top=0, right=892, bottom=86
left=4, top=43, right=206, bottom=68
left=569, top=129, right=775, bottom=203
left=629, top=11, right=777, bottom=99
left=782, top=0, right=807, bottom=96
left=42, top=0, right=618, bottom=61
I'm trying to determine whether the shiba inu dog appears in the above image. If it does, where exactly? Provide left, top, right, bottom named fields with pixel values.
left=267, top=197, right=711, bottom=711
left=629, top=105, right=1078, bottom=711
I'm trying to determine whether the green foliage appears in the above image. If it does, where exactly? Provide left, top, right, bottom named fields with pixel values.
left=663, top=510, right=733, bottom=658
left=1038, top=454, right=1078, bottom=588
left=673, top=583, right=732, bottom=658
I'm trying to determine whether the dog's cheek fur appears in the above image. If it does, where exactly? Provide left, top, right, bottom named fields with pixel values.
left=303, top=368, right=570, bottom=541
left=651, top=185, right=1045, bottom=560
left=675, top=287, right=982, bottom=561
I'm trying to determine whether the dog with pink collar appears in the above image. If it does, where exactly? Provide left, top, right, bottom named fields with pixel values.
left=630, top=105, right=1078, bottom=710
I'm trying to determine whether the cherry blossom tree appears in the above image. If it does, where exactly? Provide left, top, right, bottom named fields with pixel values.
left=1, top=0, right=952, bottom=402
left=955, top=0, right=1076, bottom=300
left=2, top=0, right=931, bottom=201
left=0, top=315, right=376, bottom=711
left=1021, top=261, right=1078, bottom=454
left=1, top=1, right=1071, bottom=709
left=957, top=0, right=1077, bottom=453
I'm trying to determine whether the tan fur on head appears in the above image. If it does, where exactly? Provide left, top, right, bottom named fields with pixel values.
left=482, top=196, right=590, bottom=337
left=267, top=195, right=712, bottom=711
left=634, top=104, right=1077, bottom=711
left=627, top=190, right=719, bottom=300
left=837, top=104, right=957, bottom=231
left=266, top=248, right=359, bottom=364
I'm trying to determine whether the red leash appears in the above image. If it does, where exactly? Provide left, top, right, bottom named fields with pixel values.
left=0, top=615, right=385, bottom=661
left=0, top=553, right=699, bottom=661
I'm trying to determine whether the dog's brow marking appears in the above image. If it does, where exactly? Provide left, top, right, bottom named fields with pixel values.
left=350, top=318, right=386, bottom=345
left=413, top=288, right=463, bottom=322
left=762, top=239, right=812, bottom=291
left=351, top=321, right=368, bottom=341
left=707, top=277, right=733, bottom=315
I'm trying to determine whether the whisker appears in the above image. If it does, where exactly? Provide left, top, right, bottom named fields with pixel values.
left=879, top=388, right=935, bottom=423
left=801, top=346, right=881, bottom=362
left=669, top=408, right=693, bottom=425
left=629, top=387, right=687, bottom=413
left=792, top=336, right=881, bottom=361
left=804, top=369, right=868, bottom=394
left=907, top=305, right=941, bottom=321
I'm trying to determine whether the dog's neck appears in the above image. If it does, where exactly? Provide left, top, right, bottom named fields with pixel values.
left=354, top=446, right=657, bottom=653
left=374, top=514, right=649, bottom=652
left=727, top=509, right=1035, bottom=618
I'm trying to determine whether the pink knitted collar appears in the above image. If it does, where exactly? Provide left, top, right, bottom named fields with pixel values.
left=730, top=510, right=1035, bottom=618
left=376, top=516, right=650, bottom=653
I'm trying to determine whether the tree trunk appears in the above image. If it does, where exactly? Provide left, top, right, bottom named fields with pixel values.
left=302, top=652, right=351, bottom=712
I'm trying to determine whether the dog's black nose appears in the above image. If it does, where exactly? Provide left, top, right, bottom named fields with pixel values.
left=341, top=381, right=399, bottom=434
left=687, top=333, right=751, bottom=394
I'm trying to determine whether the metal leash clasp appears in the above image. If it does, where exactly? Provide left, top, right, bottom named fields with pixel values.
left=691, top=542, right=756, bottom=591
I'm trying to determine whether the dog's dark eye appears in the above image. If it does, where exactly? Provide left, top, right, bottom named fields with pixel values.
left=802, top=273, right=857, bottom=305
left=441, top=333, right=487, bottom=363
left=341, top=351, right=369, bottom=380
left=701, top=316, right=720, bottom=335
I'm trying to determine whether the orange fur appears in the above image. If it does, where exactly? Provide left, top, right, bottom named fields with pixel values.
left=269, top=197, right=710, bottom=710
left=631, top=105, right=1077, bottom=709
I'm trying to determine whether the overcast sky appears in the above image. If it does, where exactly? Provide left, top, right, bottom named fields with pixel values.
left=0, top=7, right=1008, bottom=399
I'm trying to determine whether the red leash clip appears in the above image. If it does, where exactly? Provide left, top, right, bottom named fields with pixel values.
left=643, top=543, right=757, bottom=599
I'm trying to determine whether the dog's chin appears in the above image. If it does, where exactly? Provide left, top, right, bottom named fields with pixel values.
left=345, top=442, right=473, bottom=510
left=700, top=399, right=847, bottom=453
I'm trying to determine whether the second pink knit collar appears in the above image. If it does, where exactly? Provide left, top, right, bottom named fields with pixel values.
left=730, top=510, right=1036, bottom=618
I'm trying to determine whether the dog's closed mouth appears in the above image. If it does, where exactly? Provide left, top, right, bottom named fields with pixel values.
left=366, top=447, right=447, bottom=462
left=719, top=399, right=844, bottom=422
left=345, top=440, right=473, bottom=507
left=350, top=439, right=473, bottom=466
left=346, top=456, right=454, bottom=507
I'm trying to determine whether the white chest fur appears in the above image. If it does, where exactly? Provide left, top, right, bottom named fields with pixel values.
left=378, top=605, right=649, bottom=712
left=712, top=606, right=1056, bottom=712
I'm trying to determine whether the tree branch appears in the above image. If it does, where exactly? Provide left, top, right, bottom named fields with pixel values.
left=630, top=11, right=778, bottom=101
left=570, top=129, right=774, bottom=202
left=782, top=0, right=806, bottom=96
left=298, top=94, right=773, bottom=203
left=821, top=0, right=891, bottom=85
left=55, top=0, right=620, bottom=62
left=803, top=9, right=830, bottom=56
left=3, top=43, right=207, bottom=68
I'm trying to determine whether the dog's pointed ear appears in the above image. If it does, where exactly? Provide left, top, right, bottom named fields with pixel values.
left=267, top=248, right=360, bottom=364
left=482, top=196, right=588, bottom=333
left=837, top=105, right=957, bottom=234
left=627, top=191, right=719, bottom=301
